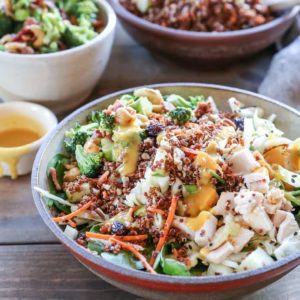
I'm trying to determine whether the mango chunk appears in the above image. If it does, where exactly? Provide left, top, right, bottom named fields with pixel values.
left=186, top=184, right=218, bottom=217
left=194, top=151, right=220, bottom=171
left=186, top=211, right=213, bottom=231
left=264, top=146, right=287, bottom=167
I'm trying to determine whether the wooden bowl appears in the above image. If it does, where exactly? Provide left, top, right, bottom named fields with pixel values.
left=32, top=83, right=300, bottom=300
left=109, top=0, right=299, bottom=66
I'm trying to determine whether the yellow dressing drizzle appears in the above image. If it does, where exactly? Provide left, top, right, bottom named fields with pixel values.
left=113, top=121, right=141, bottom=177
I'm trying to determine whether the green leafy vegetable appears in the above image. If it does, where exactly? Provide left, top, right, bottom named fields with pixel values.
left=62, top=25, right=97, bottom=48
left=165, top=94, right=192, bottom=109
left=101, top=138, right=117, bottom=162
left=64, top=122, right=98, bottom=154
left=129, top=96, right=153, bottom=116
left=184, top=184, right=198, bottom=195
left=0, top=11, right=13, bottom=38
left=88, top=111, right=115, bottom=132
left=166, top=94, right=206, bottom=110
left=168, top=107, right=192, bottom=125
left=101, top=252, right=144, bottom=270
left=152, top=169, right=167, bottom=177
left=161, top=258, right=190, bottom=276
left=88, top=240, right=104, bottom=254
left=285, top=190, right=300, bottom=207
left=12, top=0, right=31, bottom=21
left=119, top=94, right=137, bottom=104
left=188, top=95, right=206, bottom=108
left=90, top=224, right=100, bottom=233
left=156, top=245, right=191, bottom=276
left=46, top=154, right=70, bottom=212
left=75, top=145, right=102, bottom=178
left=209, top=170, right=225, bottom=184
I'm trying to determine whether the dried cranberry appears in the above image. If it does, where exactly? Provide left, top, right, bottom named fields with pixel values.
left=234, top=118, right=244, bottom=131
left=111, top=221, right=128, bottom=236
left=145, top=124, right=165, bottom=138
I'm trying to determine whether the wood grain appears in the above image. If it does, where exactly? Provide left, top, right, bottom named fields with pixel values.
left=0, top=176, right=57, bottom=244
left=0, top=244, right=299, bottom=300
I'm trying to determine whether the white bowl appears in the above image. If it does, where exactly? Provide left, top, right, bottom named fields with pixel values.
left=0, top=0, right=116, bottom=113
left=0, top=102, right=57, bottom=179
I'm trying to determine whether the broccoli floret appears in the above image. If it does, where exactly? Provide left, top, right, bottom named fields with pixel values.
left=165, top=94, right=207, bottom=110
left=75, top=145, right=102, bottom=178
left=88, top=111, right=115, bottom=132
left=168, top=107, right=192, bottom=125
left=64, top=122, right=98, bottom=154
left=41, top=10, right=66, bottom=51
left=0, top=10, right=14, bottom=38
left=12, top=0, right=31, bottom=21
left=62, top=25, right=96, bottom=47
left=188, top=95, right=206, bottom=108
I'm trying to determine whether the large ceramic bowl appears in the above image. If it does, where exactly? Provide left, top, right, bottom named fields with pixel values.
left=32, top=83, right=300, bottom=300
left=0, top=0, right=116, bottom=113
left=109, top=0, right=299, bottom=66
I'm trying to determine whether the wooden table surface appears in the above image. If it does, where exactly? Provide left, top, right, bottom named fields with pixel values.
left=0, top=25, right=299, bottom=300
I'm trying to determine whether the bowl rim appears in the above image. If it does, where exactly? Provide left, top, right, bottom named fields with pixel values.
left=32, top=83, right=300, bottom=287
left=109, top=0, right=299, bottom=40
left=0, top=0, right=117, bottom=59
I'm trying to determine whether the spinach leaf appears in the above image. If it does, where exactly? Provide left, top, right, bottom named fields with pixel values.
left=47, top=153, right=68, bottom=194
left=101, top=252, right=144, bottom=270
left=161, top=258, right=190, bottom=276
left=46, top=154, right=69, bottom=212
left=156, top=245, right=191, bottom=276
left=90, top=224, right=100, bottom=233
left=88, top=240, right=105, bottom=254
left=53, top=201, right=71, bottom=214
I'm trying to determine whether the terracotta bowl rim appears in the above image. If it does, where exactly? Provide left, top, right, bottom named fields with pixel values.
left=32, top=83, right=300, bottom=286
left=109, top=0, right=299, bottom=40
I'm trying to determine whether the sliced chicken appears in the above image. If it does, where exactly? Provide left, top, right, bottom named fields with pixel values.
left=228, top=149, right=260, bottom=175
left=242, top=206, right=273, bottom=235
left=173, top=212, right=218, bottom=247
left=205, top=242, right=234, bottom=264
left=233, top=191, right=264, bottom=215
left=277, top=212, right=299, bottom=244
left=230, top=228, right=254, bottom=253
left=273, top=210, right=288, bottom=227
left=213, top=192, right=235, bottom=216
left=172, top=216, right=196, bottom=240
left=237, top=248, right=274, bottom=272
left=244, top=171, right=269, bottom=194
left=264, top=188, right=289, bottom=215
left=195, top=215, right=218, bottom=247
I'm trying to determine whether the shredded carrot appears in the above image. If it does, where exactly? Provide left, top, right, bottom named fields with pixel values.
left=49, top=167, right=62, bottom=191
left=52, top=201, right=93, bottom=223
left=68, top=219, right=77, bottom=228
left=147, top=207, right=165, bottom=216
left=97, top=171, right=110, bottom=186
left=109, top=238, right=156, bottom=274
left=86, top=232, right=148, bottom=242
left=150, top=195, right=178, bottom=266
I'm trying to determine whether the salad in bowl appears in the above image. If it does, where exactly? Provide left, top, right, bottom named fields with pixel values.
left=0, top=0, right=105, bottom=54
left=35, top=87, right=300, bottom=277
